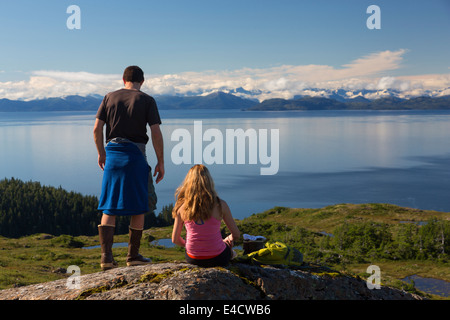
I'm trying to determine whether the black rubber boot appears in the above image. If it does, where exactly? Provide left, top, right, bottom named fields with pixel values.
left=126, top=227, right=152, bottom=266
left=98, top=224, right=118, bottom=271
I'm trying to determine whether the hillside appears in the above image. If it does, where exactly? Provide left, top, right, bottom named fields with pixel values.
left=0, top=200, right=448, bottom=299
left=0, top=179, right=448, bottom=297
left=241, top=203, right=449, bottom=234
left=237, top=204, right=449, bottom=264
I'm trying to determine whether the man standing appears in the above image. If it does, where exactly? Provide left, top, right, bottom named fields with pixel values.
left=93, top=66, right=164, bottom=270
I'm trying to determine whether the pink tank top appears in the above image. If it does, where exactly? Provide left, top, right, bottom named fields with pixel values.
left=184, top=217, right=226, bottom=259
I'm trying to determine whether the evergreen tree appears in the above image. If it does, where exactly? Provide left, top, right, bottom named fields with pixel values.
left=0, top=178, right=177, bottom=238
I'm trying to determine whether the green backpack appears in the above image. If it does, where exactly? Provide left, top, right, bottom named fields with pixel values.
left=244, top=241, right=303, bottom=267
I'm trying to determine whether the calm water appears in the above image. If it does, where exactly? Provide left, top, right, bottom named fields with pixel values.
left=1, top=109, right=450, bottom=219
left=403, top=275, right=450, bottom=298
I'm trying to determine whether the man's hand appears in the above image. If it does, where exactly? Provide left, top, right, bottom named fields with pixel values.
left=150, top=124, right=164, bottom=183
left=93, top=119, right=106, bottom=170
left=153, top=162, right=165, bottom=184
left=98, top=153, right=106, bottom=170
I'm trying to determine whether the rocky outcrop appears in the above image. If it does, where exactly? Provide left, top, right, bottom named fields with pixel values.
left=0, top=262, right=422, bottom=300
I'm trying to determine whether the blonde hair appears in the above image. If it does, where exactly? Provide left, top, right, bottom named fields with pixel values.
left=172, top=164, right=221, bottom=222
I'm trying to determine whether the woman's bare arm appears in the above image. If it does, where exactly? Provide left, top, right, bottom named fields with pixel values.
left=221, top=200, right=240, bottom=245
left=171, top=213, right=186, bottom=247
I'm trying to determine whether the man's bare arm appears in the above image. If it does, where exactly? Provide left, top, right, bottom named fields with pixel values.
left=150, top=123, right=164, bottom=183
left=93, top=118, right=106, bottom=170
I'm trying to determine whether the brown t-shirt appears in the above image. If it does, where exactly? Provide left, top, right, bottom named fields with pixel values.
left=96, top=89, right=161, bottom=144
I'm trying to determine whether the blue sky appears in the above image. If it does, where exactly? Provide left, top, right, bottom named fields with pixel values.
left=0, top=0, right=449, bottom=100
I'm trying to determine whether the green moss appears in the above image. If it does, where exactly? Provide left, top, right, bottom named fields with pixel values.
left=76, top=285, right=110, bottom=300
left=311, top=271, right=342, bottom=278
left=76, top=275, right=128, bottom=300
left=138, top=267, right=197, bottom=284
left=139, top=270, right=175, bottom=283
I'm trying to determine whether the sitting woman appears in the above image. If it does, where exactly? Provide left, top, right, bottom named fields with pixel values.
left=171, top=164, right=240, bottom=267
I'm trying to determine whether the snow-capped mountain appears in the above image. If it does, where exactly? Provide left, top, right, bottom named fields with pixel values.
left=0, top=88, right=449, bottom=112
left=221, top=87, right=450, bottom=102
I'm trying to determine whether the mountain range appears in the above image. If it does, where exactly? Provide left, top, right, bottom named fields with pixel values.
left=0, top=90, right=449, bottom=112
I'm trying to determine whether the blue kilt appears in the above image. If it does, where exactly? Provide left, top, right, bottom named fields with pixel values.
left=98, top=141, right=149, bottom=216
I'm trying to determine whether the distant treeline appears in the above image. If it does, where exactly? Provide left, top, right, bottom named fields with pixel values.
left=248, top=95, right=450, bottom=111
left=0, top=178, right=174, bottom=238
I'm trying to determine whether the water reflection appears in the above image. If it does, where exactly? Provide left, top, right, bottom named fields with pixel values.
left=402, top=275, right=450, bottom=298
left=150, top=238, right=176, bottom=248
left=1, top=110, right=450, bottom=219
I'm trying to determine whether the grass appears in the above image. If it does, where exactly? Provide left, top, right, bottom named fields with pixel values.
left=0, top=231, right=185, bottom=290
left=244, top=203, right=448, bottom=234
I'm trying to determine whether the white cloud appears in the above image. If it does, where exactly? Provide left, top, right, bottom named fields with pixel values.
left=0, top=71, right=122, bottom=100
left=376, top=76, right=410, bottom=91
left=31, top=70, right=120, bottom=83
left=1, top=49, right=449, bottom=101
left=340, top=50, right=406, bottom=78
left=142, top=49, right=416, bottom=99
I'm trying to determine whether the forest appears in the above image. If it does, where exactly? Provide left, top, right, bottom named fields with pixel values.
left=0, top=178, right=173, bottom=238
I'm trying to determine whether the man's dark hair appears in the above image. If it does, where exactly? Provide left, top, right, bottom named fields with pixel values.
left=123, top=66, right=144, bottom=83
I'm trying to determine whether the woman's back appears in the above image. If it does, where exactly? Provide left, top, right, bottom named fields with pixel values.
left=185, top=217, right=225, bottom=258
left=182, top=203, right=226, bottom=258
left=171, top=164, right=240, bottom=266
